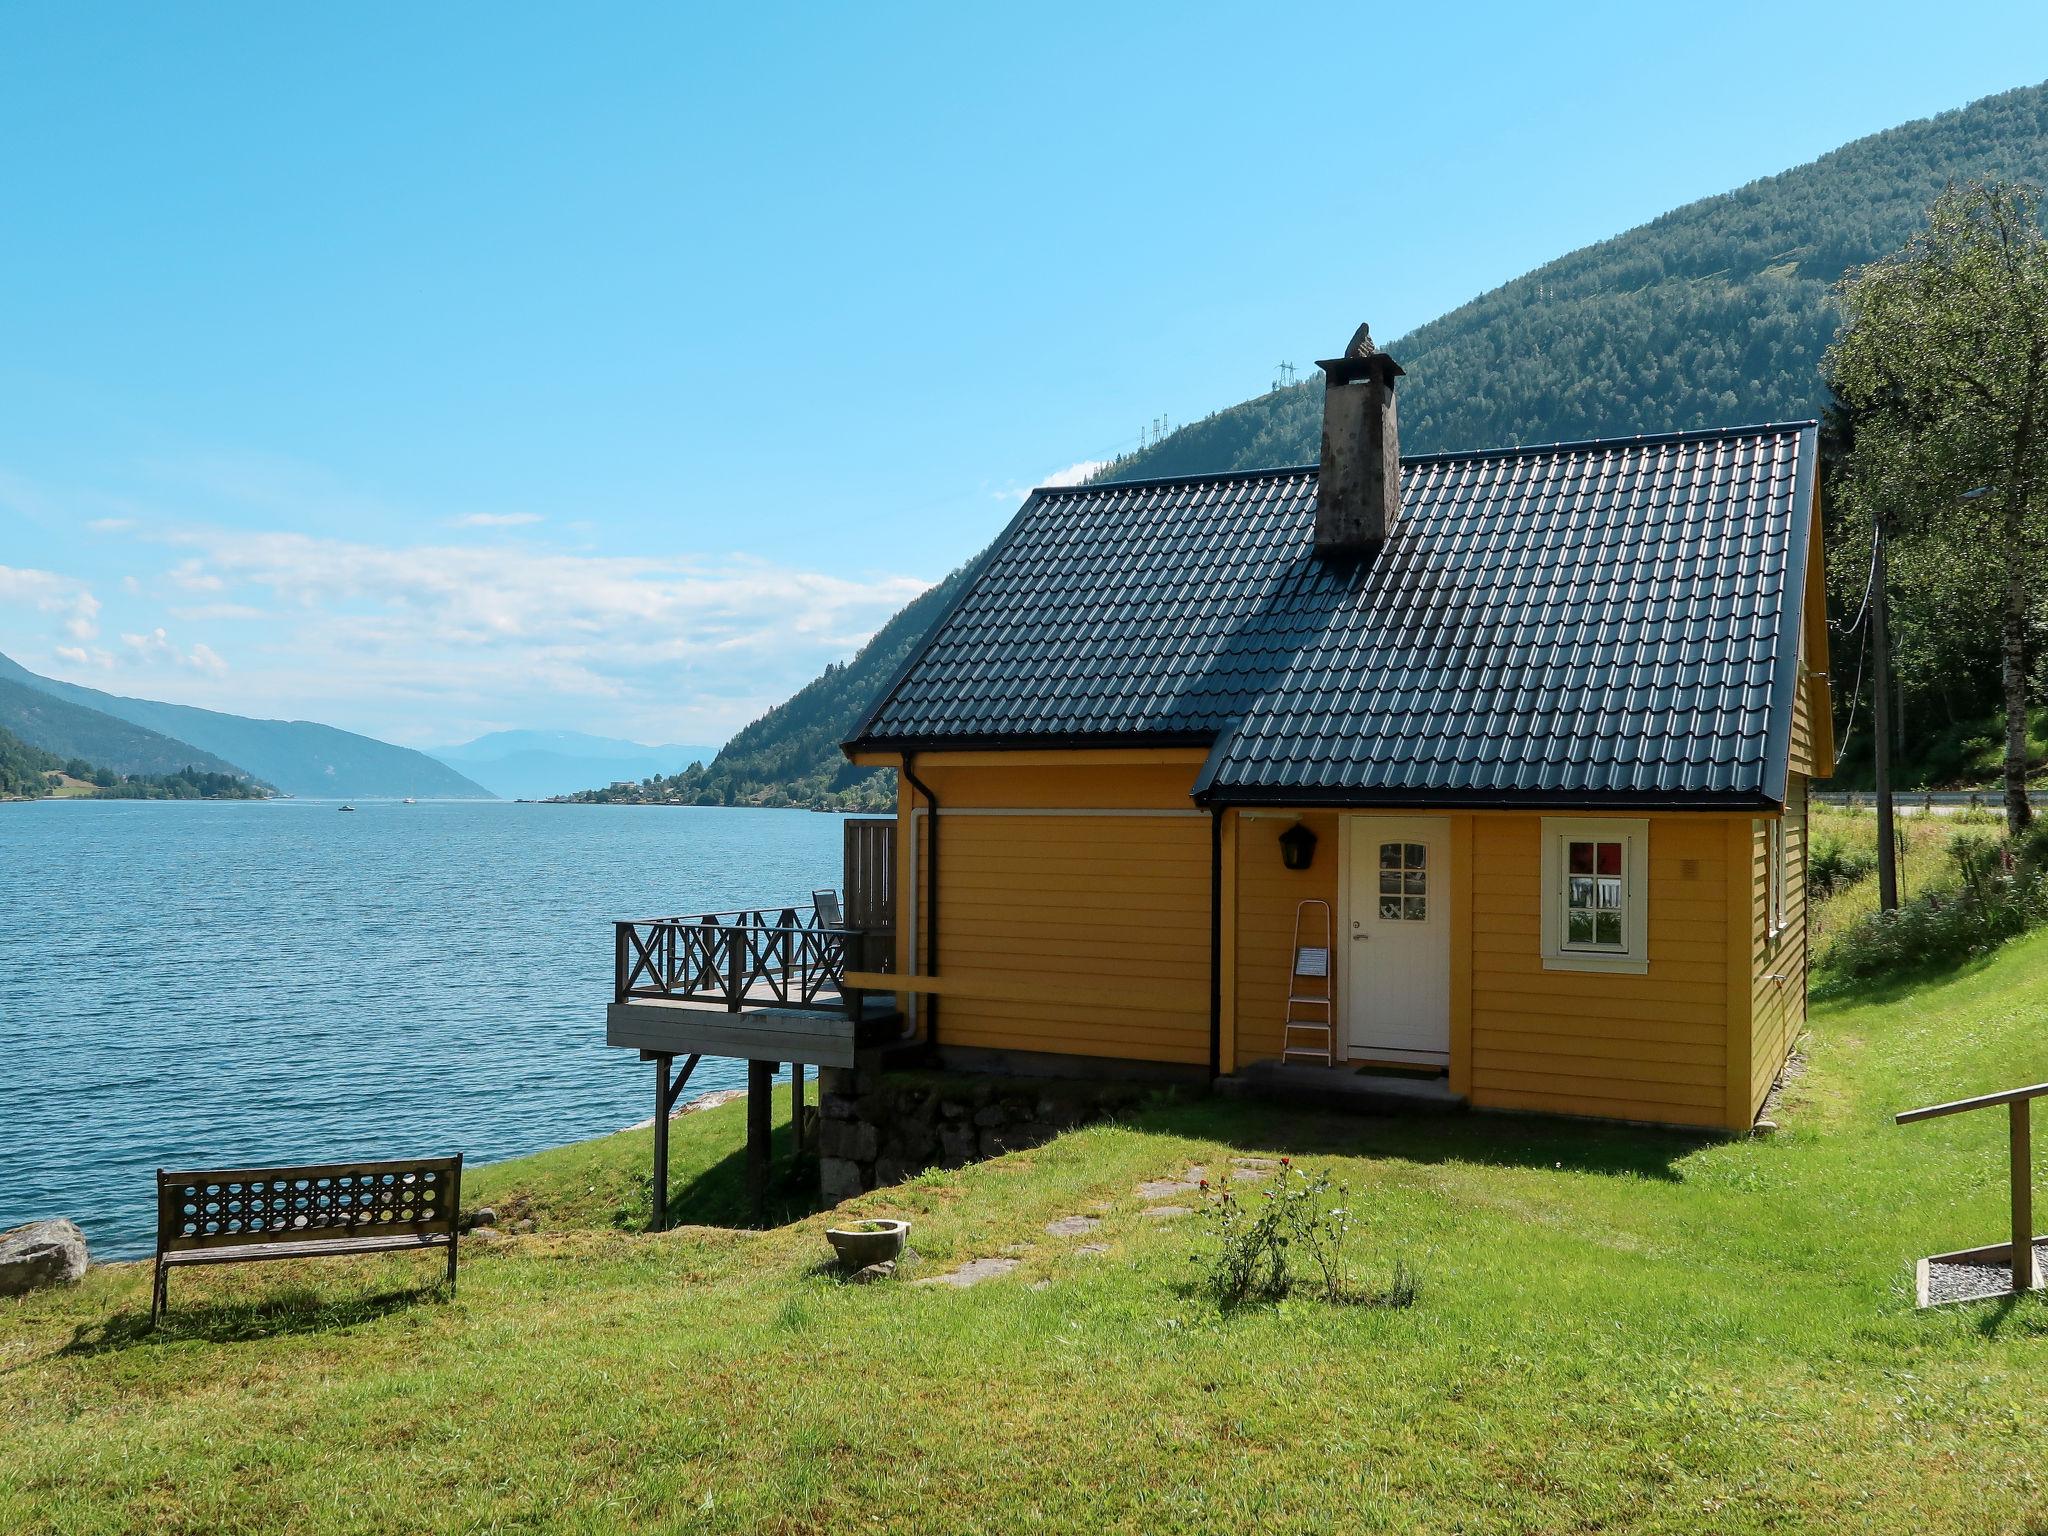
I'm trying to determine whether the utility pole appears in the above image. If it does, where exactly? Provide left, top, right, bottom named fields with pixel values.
left=1872, top=520, right=1899, bottom=912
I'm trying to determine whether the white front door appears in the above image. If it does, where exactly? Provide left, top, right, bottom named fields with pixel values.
left=1344, top=816, right=1451, bottom=1062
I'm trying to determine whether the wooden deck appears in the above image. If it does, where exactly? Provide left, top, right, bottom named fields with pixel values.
left=607, top=986, right=904, bottom=1068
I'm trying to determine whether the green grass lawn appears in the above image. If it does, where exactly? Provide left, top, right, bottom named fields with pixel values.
left=6, top=938, right=2048, bottom=1534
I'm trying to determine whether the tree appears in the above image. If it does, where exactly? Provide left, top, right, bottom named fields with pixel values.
left=1825, top=180, right=2048, bottom=836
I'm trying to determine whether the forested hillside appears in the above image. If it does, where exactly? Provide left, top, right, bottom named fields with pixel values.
left=651, top=82, right=2048, bottom=808
left=0, top=674, right=252, bottom=781
left=1100, top=83, right=2048, bottom=479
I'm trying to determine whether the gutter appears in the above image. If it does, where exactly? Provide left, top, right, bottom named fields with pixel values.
left=1208, top=808, right=1223, bottom=1081
left=901, top=752, right=940, bottom=1053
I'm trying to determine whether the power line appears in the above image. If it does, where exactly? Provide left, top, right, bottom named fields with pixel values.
left=1832, top=504, right=1882, bottom=637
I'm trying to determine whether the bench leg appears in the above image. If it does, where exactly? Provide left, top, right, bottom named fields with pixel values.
left=149, top=1258, right=166, bottom=1327
left=445, top=1235, right=458, bottom=1298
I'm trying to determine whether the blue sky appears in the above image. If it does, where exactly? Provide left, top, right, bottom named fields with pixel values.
left=3, top=4, right=2045, bottom=749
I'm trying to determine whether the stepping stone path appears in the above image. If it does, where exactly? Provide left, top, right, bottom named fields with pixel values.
left=1141, top=1205, right=1192, bottom=1220
left=1076, top=1243, right=1108, bottom=1256
left=1134, top=1178, right=1201, bottom=1200
left=1044, top=1216, right=1100, bottom=1238
left=914, top=1256, right=1020, bottom=1289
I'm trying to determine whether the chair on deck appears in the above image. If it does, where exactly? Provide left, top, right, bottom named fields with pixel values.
left=812, top=889, right=843, bottom=929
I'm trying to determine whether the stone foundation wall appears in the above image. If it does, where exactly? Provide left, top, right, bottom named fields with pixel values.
left=815, top=1068, right=1151, bottom=1202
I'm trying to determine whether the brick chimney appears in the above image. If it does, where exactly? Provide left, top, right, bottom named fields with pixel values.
left=1314, top=323, right=1404, bottom=557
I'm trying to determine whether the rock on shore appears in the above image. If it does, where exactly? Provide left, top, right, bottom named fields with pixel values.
left=0, top=1218, right=90, bottom=1296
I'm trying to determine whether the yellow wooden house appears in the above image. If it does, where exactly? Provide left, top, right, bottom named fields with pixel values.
left=843, top=328, right=1831, bottom=1132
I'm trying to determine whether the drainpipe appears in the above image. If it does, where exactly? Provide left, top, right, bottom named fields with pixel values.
left=901, top=753, right=940, bottom=1054
left=1208, top=807, right=1223, bottom=1081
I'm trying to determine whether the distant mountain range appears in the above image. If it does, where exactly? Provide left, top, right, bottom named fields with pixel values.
left=430, top=730, right=720, bottom=800
left=0, top=652, right=492, bottom=799
left=659, top=80, right=2048, bottom=808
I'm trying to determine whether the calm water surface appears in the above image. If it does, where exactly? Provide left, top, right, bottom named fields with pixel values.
left=0, top=799, right=846, bottom=1257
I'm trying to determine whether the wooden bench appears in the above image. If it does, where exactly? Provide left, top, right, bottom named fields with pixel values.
left=152, top=1155, right=462, bottom=1324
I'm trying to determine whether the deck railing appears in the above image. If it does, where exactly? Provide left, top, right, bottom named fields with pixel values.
left=613, top=907, right=894, bottom=1014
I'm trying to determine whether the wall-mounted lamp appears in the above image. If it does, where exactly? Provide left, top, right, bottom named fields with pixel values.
left=1278, top=822, right=1317, bottom=871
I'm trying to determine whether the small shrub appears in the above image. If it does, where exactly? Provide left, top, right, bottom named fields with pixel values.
left=1820, top=828, right=2048, bottom=982
left=1808, top=834, right=1875, bottom=898
left=1192, top=1161, right=1413, bottom=1310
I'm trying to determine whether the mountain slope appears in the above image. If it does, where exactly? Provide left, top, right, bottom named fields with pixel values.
left=0, top=654, right=491, bottom=799
left=644, top=565, right=975, bottom=810
left=434, top=730, right=720, bottom=800
left=1100, top=82, right=2048, bottom=478
left=0, top=674, right=253, bottom=781
left=654, top=82, right=2048, bottom=808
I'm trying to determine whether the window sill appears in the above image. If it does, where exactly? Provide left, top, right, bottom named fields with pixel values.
left=1541, top=953, right=1650, bottom=976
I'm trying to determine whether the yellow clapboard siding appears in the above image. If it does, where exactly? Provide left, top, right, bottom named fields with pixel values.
left=1466, top=1010, right=1725, bottom=1048
left=1462, top=813, right=1732, bottom=1122
left=1475, top=1046, right=1725, bottom=1087
left=913, top=773, right=1210, bottom=1063
left=938, top=936, right=1208, bottom=968
left=1470, top=1083, right=1727, bottom=1127
left=1473, top=988, right=1725, bottom=1027
left=1470, top=1065, right=1725, bottom=1110
left=1471, top=954, right=1726, bottom=990
left=1471, top=1027, right=1724, bottom=1067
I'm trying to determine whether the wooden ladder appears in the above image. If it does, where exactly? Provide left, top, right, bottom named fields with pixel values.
left=1281, top=899, right=1334, bottom=1067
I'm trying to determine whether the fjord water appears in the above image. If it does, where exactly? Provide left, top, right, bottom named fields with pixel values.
left=0, top=799, right=848, bottom=1258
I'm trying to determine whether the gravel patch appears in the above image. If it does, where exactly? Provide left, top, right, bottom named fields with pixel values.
left=1925, top=1241, right=2048, bottom=1306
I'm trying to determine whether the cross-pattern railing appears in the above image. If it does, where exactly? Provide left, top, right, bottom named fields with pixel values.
left=613, top=907, right=893, bottom=1014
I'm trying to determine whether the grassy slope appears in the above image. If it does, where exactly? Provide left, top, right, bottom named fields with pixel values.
left=6, top=943, right=2048, bottom=1532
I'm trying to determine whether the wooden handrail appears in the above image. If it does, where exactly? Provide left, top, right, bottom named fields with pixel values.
left=1896, top=1081, right=2042, bottom=1295
left=1896, top=1082, right=2048, bottom=1125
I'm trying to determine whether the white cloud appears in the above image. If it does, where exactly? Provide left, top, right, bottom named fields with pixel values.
left=453, top=512, right=544, bottom=528
left=1041, top=459, right=1107, bottom=488
left=120, top=626, right=228, bottom=675
left=54, top=644, right=114, bottom=669
left=989, top=459, right=1109, bottom=505
left=105, top=524, right=931, bottom=739
left=0, top=563, right=101, bottom=640
left=169, top=559, right=225, bottom=592
left=89, top=517, right=137, bottom=533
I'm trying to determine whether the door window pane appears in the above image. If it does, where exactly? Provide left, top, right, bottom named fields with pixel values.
left=1376, top=841, right=1429, bottom=921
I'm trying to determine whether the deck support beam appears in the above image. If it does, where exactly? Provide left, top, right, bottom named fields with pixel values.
left=652, top=1053, right=672, bottom=1233
left=746, top=1059, right=774, bottom=1223
left=647, top=1051, right=702, bottom=1234
left=791, top=1062, right=805, bottom=1155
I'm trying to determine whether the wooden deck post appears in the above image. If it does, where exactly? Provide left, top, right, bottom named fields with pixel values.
left=791, top=1062, right=806, bottom=1155
left=651, top=1052, right=672, bottom=1233
left=2012, top=1097, right=2034, bottom=1294
left=746, top=1059, right=774, bottom=1223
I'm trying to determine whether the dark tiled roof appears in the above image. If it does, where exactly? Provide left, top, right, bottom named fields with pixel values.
left=847, top=422, right=1817, bottom=808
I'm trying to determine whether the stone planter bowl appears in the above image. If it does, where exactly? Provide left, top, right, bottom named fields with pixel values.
left=826, top=1218, right=909, bottom=1270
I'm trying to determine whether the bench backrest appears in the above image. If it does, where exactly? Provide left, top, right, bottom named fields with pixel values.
left=156, top=1155, right=463, bottom=1256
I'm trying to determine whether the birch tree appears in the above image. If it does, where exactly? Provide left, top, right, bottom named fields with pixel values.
left=1826, top=181, right=2048, bottom=835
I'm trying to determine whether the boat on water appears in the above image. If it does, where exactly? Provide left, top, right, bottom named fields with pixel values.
left=339, top=804, right=356, bottom=812
left=403, top=797, right=417, bottom=805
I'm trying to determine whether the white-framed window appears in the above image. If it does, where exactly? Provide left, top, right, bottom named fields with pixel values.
left=1767, top=817, right=1787, bottom=937
left=1539, top=817, right=1650, bottom=974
